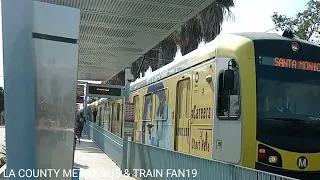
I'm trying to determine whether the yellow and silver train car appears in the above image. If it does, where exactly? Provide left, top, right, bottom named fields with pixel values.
left=92, top=98, right=124, bottom=137
left=108, top=98, right=123, bottom=137
left=125, top=32, right=320, bottom=179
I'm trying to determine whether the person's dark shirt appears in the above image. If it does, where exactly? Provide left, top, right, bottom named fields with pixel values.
left=79, top=116, right=84, bottom=127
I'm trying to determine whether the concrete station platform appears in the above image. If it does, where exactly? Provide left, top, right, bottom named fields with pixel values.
left=74, top=135, right=135, bottom=180
left=0, top=127, right=4, bottom=159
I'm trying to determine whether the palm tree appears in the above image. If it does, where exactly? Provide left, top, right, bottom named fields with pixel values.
left=102, top=70, right=125, bottom=86
left=104, top=0, right=235, bottom=84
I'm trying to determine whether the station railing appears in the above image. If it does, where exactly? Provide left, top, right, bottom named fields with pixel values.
left=84, top=121, right=123, bottom=166
left=84, top=121, right=299, bottom=180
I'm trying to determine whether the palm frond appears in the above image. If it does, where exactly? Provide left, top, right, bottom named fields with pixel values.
left=199, top=0, right=235, bottom=42
left=158, top=34, right=178, bottom=66
left=179, top=16, right=202, bottom=55
left=103, top=70, right=125, bottom=86
left=109, top=0, right=235, bottom=81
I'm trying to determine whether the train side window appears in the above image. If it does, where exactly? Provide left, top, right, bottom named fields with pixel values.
left=143, top=93, right=153, bottom=120
left=116, top=103, right=120, bottom=121
left=217, top=70, right=240, bottom=118
left=155, top=88, right=168, bottom=120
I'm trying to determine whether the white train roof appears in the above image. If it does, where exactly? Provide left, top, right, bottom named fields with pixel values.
left=98, top=98, right=108, bottom=104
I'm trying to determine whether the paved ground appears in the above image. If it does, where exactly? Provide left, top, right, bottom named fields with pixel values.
left=0, top=126, right=5, bottom=180
left=74, top=135, right=135, bottom=180
left=0, top=127, right=134, bottom=179
left=0, top=126, right=5, bottom=159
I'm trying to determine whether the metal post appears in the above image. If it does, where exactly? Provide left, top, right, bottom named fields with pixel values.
left=122, top=68, right=131, bottom=138
left=84, top=83, right=89, bottom=122
left=2, top=0, right=36, bottom=178
left=122, top=135, right=128, bottom=174
left=122, top=67, right=134, bottom=175
left=124, top=68, right=130, bottom=103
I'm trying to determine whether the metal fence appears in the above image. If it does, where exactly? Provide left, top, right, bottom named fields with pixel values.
left=84, top=121, right=123, bottom=166
left=84, top=123, right=299, bottom=180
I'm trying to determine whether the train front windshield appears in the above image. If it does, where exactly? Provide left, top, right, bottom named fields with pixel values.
left=256, top=54, right=320, bottom=153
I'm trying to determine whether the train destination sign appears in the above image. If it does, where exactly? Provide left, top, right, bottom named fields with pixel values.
left=260, top=56, right=320, bottom=72
left=87, top=84, right=123, bottom=99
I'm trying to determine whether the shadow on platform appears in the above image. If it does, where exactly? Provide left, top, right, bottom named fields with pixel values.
left=74, top=162, right=89, bottom=169
left=75, top=135, right=103, bottom=154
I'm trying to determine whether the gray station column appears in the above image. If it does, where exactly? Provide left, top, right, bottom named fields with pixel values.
left=2, top=0, right=36, bottom=178
left=2, top=1, right=80, bottom=179
left=32, top=2, right=80, bottom=180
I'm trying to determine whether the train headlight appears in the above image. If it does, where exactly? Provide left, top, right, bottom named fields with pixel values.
left=291, top=42, right=300, bottom=52
left=268, top=156, right=278, bottom=163
left=258, top=144, right=282, bottom=167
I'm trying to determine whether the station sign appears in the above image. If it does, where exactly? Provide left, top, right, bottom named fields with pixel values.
left=124, top=102, right=134, bottom=122
left=124, top=102, right=134, bottom=137
left=77, top=85, right=84, bottom=96
left=87, top=84, right=123, bottom=99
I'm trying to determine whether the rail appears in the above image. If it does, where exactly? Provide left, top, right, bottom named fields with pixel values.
left=84, top=121, right=123, bottom=166
left=84, top=122, right=300, bottom=180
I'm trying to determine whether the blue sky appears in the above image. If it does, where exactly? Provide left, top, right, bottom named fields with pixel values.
left=0, top=0, right=309, bottom=87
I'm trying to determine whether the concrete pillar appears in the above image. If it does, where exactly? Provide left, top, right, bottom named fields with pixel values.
left=2, top=1, right=80, bottom=179
left=2, top=0, right=36, bottom=178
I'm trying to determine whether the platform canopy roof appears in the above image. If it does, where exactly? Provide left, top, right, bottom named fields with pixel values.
left=37, top=0, right=216, bottom=81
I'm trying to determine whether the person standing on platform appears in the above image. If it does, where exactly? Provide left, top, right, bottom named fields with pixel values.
left=87, top=109, right=91, bottom=122
left=75, top=121, right=80, bottom=145
left=93, top=108, right=98, bottom=122
left=79, top=112, right=84, bottom=137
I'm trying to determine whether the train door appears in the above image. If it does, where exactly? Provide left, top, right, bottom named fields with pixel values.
left=190, top=62, right=214, bottom=158
left=133, top=95, right=140, bottom=142
left=212, top=57, right=242, bottom=164
left=113, top=103, right=118, bottom=134
left=175, top=78, right=191, bottom=153
left=116, top=102, right=121, bottom=136
left=110, top=103, right=114, bottom=132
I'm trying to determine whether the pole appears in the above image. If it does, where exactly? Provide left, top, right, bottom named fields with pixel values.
left=84, top=83, right=89, bottom=122
left=122, top=68, right=132, bottom=173
left=265, top=27, right=276, bottom=33
left=124, top=68, right=130, bottom=104
left=122, top=68, right=131, bottom=138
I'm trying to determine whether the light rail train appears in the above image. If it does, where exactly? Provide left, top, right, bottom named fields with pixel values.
left=86, top=31, right=320, bottom=180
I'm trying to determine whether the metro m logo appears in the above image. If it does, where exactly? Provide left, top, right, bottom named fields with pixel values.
left=297, top=156, right=308, bottom=169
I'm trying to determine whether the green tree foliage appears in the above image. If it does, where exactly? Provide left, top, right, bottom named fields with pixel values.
left=104, top=0, right=235, bottom=85
left=271, top=0, right=320, bottom=44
